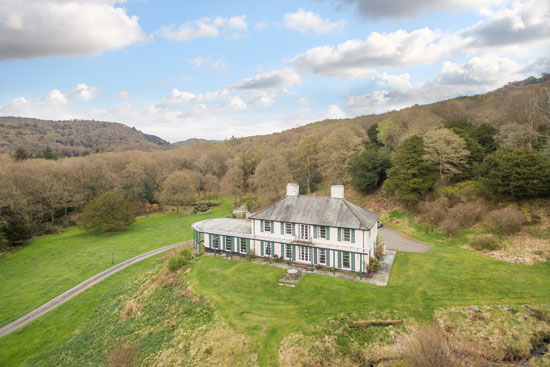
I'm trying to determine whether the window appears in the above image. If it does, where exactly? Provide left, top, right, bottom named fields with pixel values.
left=299, top=224, right=310, bottom=241
left=286, top=244, right=292, bottom=259
left=264, top=220, right=271, bottom=232
left=342, top=228, right=351, bottom=242
left=212, top=235, right=219, bottom=249
left=225, top=236, right=232, bottom=251
left=319, top=226, right=327, bottom=239
left=285, top=222, right=292, bottom=234
left=265, top=242, right=272, bottom=256
left=240, top=238, right=247, bottom=254
left=319, top=249, right=326, bottom=265
left=342, top=252, right=350, bottom=269
left=298, top=246, right=311, bottom=262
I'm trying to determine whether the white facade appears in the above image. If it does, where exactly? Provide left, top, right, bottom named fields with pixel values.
left=193, top=184, right=379, bottom=274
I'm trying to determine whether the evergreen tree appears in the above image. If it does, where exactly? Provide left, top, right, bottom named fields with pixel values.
left=13, top=146, right=30, bottom=161
left=367, top=123, right=381, bottom=146
left=0, top=207, right=33, bottom=246
left=80, top=192, right=135, bottom=233
left=481, top=148, right=550, bottom=198
left=383, top=136, right=436, bottom=203
left=349, top=146, right=391, bottom=193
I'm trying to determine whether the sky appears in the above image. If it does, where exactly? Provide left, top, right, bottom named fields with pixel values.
left=0, top=0, right=548, bottom=142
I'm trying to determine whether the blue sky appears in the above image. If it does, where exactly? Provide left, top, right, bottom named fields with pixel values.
left=0, top=0, right=548, bottom=142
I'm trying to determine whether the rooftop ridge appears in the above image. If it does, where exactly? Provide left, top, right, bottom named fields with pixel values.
left=342, top=199, right=367, bottom=229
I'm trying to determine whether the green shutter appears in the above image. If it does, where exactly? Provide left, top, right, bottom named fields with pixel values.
left=338, top=251, right=342, bottom=268
left=231, top=237, right=234, bottom=252
left=351, top=229, right=355, bottom=243
left=261, top=240, right=264, bottom=256
left=281, top=222, right=284, bottom=234
left=313, top=225, right=317, bottom=238
left=314, top=248, right=318, bottom=264
left=209, top=234, right=212, bottom=248
left=292, top=223, right=295, bottom=235
left=326, top=249, right=330, bottom=266
left=326, top=227, right=330, bottom=240
left=260, top=220, right=264, bottom=232
left=351, top=253, right=355, bottom=271
left=270, top=221, right=274, bottom=233
left=338, top=228, right=342, bottom=241
left=292, top=245, right=296, bottom=260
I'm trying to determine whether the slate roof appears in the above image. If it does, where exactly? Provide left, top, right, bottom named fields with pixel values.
left=249, top=195, right=380, bottom=230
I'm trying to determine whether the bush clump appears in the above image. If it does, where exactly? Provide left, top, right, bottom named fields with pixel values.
left=80, top=192, right=135, bottom=233
left=470, top=234, right=500, bottom=251
left=487, top=206, right=526, bottom=235
left=167, top=247, right=194, bottom=272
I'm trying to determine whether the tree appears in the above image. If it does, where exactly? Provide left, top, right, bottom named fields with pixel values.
left=0, top=221, right=8, bottom=250
left=367, top=123, right=381, bottom=146
left=250, top=153, right=293, bottom=203
left=424, top=128, right=469, bottom=184
left=221, top=159, right=244, bottom=204
left=349, top=146, right=391, bottom=193
left=291, top=136, right=318, bottom=193
left=383, top=136, right=436, bottom=204
left=377, top=119, right=401, bottom=150
left=159, top=171, right=198, bottom=213
left=203, top=173, right=219, bottom=202
left=120, top=163, right=146, bottom=208
left=80, top=192, right=135, bottom=233
left=13, top=147, right=30, bottom=161
left=481, top=148, right=550, bottom=198
left=318, top=127, right=362, bottom=183
left=0, top=207, right=33, bottom=246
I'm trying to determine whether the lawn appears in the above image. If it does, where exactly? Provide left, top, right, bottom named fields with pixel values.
left=0, top=197, right=233, bottom=327
left=1, top=200, right=549, bottom=366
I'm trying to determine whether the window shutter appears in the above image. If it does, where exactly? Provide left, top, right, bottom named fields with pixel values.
left=292, top=245, right=296, bottom=260
left=270, top=221, right=274, bottom=233
left=231, top=237, right=234, bottom=252
left=338, top=228, right=342, bottom=242
left=291, top=223, right=295, bottom=235
left=261, top=240, right=264, bottom=256
left=314, top=248, right=318, bottom=264
left=338, top=251, right=342, bottom=268
left=326, top=249, right=330, bottom=266
left=209, top=234, right=212, bottom=248
left=281, top=222, right=284, bottom=234
left=326, top=227, right=330, bottom=240
left=246, top=238, right=250, bottom=253
left=351, top=229, right=355, bottom=243
left=313, top=225, right=317, bottom=238
left=351, top=253, right=355, bottom=271
left=260, top=220, right=264, bottom=232
left=281, top=243, right=284, bottom=258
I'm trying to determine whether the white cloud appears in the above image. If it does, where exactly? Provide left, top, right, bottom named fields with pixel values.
left=291, top=27, right=446, bottom=78
left=117, top=90, right=131, bottom=100
left=0, top=0, right=145, bottom=60
left=227, top=96, right=247, bottom=111
left=158, top=15, right=247, bottom=42
left=283, top=9, right=345, bottom=34
left=69, top=83, right=100, bottom=102
left=188, top=56, right=227, bottom=70
left=254, top=21, right=269, bottom=30
left=331, top=0, right=503, bottom=19
left=0, top=89, right=69, bottom=119
left=156, top=89, right=197, bottom=108
left=347, top=55, right=528, bottom=114
left=233, top=68, right=302, bottom=90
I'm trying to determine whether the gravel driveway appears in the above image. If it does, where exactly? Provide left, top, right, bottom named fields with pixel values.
left=378, top=225, right=432, bottom=253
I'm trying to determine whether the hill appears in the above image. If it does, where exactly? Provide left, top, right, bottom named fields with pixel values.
left=0, top=117, right=171, bottom=157
left=172, top=138, right=221, bottom=147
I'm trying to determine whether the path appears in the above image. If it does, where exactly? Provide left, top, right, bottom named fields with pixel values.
left=0, top=241, right=191, bottom=338
left=378, top=225, right=432, bottom=253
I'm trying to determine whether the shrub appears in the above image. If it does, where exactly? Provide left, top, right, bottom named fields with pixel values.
left=367, top=257, right=380, bottom=273
left=80, top=192, right=135, bottom=233
left=167, top=247, right=194, bottom=272
left=438, top=217, right=462, bottom=235
left=418, top=201, right=446, bottom=225
left=470, top=234, right=500, bottom=251
left=447, top=200, right=486, bottom=227
left=487, top=206, right=526, bottom=235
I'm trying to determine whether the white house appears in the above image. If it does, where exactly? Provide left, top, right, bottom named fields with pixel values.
left=192, top=183, right=380, bottom=277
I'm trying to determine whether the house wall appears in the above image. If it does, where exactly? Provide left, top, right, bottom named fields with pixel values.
left=200, top=219, right=377, bottom=273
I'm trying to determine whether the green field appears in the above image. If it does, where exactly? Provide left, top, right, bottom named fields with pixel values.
left=1, top=201, right=549, bottom=366
left=0, top=198, right=232, bottom=327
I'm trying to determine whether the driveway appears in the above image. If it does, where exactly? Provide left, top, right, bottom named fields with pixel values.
left=378, top=225, right=432, bottom=253
left=0, top=241, right=191, bottom=338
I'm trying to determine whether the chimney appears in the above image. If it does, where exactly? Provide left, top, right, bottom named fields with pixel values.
left=286, top=183, right=299, bottom=197
left=331, top=185, right=344, bottom=199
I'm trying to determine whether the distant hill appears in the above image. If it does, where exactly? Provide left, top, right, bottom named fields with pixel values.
left=0, top=117, right=171, bottom=156
left=172, top=138, right=221, bottom=147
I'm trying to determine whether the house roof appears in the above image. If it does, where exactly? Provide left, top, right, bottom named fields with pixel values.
left=249, top=195, right=380, bottom=230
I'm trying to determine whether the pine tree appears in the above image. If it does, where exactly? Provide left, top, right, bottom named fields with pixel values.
left=383, top=136, right=436, bottom=204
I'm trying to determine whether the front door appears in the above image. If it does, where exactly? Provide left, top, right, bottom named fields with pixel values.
left=298, top=246, right=311, bottom=262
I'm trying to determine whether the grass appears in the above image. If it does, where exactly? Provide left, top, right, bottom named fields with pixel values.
left=0, top=197, right=233, bottom=327
left=1, top=200, right=550, bottom=366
